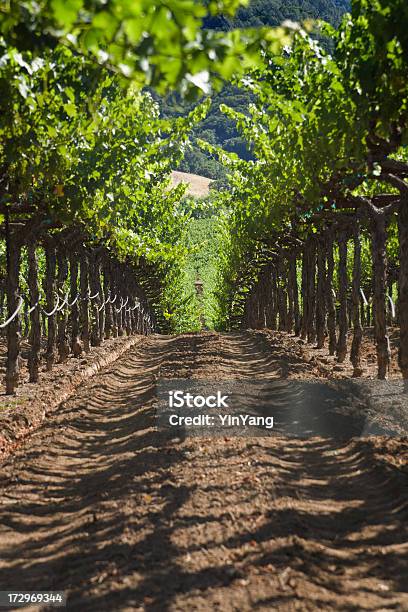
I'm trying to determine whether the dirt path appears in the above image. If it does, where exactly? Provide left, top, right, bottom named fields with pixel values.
left=0, top=332, right=407, bottom=611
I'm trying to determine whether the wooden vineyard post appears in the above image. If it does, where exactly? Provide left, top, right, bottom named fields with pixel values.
left=398, top=192, right=408, bottom=379
left=27, top=241, right=41, bottom=383
left=70, top=251, right=82, bottom=357
left=136, top=295, right=142, bottom=335
left=350, top=222, right=364, bottom=377
left=261, top=272, right=269, bottom=328
left=103, top=259, right=112, bottom=339
left=336, top=231, right=349, bottom=363
left=265, top=270, right=272, bottom=329
left=22, top=302, right=29, bottom=339
left=129, top=280, right=136, bottom=333
left=371, top=211, right=390, bottom=379
left=248, top=291, right=256, bottom=329
left=270, top=264, right=278, bottom=330
left=0, top=282, right=5, bottom=335
left=79, top=247, right=90, bottom=353
left=5, top=225, right=22, bottom=394
left=289, top=252, right=300, bottom=336
left=316, top=236, right=327, bottom=349
left=117, top=265, right=124, bottom=337
left=250, top=291, right=257, bottom=329
left=89, top=250, right=101, bottom=347
left=300, top=244, right=308, bottom=340
left=44, top=239, right=57, bottom=371
left=326, top=229, right=337, bottom=355
left=256, top=277, right=263, bottom=329
left=56, top=244, right=70, bottom=363
left=121, top=269, right=128, bottom=334
left=242, top=298, right=249, bottom=329
left=286, top=254, right=295, bottom=333
left=110, top=262, right=118, bottom=338
left=134, top=289, right=142, bottom=334
left=277, top=257, right=287, bottom=331
left=98, top=258, right=106, bottom=342
left=306, top=238, right=316, bottom=345
left=125, top=271, right=132, bottom=335
left=250, top=280, right=255, bottom=329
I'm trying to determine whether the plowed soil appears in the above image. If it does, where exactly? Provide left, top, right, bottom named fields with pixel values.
left=0, top=332, right=407, bottom=611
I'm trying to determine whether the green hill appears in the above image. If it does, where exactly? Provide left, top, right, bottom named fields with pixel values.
left=159, top=0, right=350, bottom=181
left=204, top=0, right=350, bottom=29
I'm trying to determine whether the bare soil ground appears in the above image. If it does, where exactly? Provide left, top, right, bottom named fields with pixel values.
left=0, top=331, right=407, bottom=611
left=170, top=171, right=212, bottom=197
left=256, top=328, right=402, bottom=380
left=0, top=335, right=147, bottom=461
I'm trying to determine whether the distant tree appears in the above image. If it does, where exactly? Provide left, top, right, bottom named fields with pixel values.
left=163, top=0, right=351, bottom=179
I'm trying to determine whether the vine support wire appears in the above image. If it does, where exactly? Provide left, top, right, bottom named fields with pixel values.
left=360, top=288, right=369, bottom=307
left=42, top=293, right=60, bottom=317
left=57, top=291, right=69, bottom=312
left=28, top=298, right=40, bottom=314
left=98, top=292, right=111, bottom=312
left=68, top=293, right=79, bottom=308
left=388, top=294, right=396, bottom=320
left=115, top=296, right=129, bottom=314
left=0, top=296, right=24, bottom=329
left=115, top=297, right=124, bottom=314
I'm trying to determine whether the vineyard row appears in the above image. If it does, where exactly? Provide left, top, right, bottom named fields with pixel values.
left=240, top=200, right=408, bottom=381
left=2, top=217, right=155, bottom=395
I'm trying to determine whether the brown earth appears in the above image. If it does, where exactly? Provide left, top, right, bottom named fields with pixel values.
left=170, top=171, right=212, bottom=197
left=0, top=331, right=407, bottom=611
left=0, top=335, right=147, bottom=461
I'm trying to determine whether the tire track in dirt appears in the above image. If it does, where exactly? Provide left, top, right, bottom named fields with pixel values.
left=0, top=332, right=407, bottom=611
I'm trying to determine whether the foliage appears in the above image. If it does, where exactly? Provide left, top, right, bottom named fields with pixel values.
left=160, top=0, right=351, bottom=179
left=202, top=0, right=408, bottom=327
left=168, top=195, right=224, bottom=331
left=0, top=0, right=291, bottom=97
left=0, top=39, right=211, bottom=327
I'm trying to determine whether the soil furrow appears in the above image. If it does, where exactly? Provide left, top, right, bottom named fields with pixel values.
left=0, top=332, right=407, bottom=611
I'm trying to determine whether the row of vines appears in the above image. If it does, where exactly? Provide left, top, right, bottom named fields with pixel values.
left=0, top=25, right=216, bottom=394
left=207, top=0, right=408, bottom=380
left=0, top=0, right=304, bottom=396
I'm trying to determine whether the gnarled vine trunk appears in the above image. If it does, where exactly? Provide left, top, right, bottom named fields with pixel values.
left=371, top=212, right=390, bottom=380
left=300, top=244, right=308, bottom=340
left=306, top=238, right=316, bottom=345
left=5, top=233, right=22, bottom=394
left=70, top=251, right=82, bottom=357
left=350, top=224, right=363, bottom=377
left=89, top=251, right=101, bottom=347
left=57, top=246, right=70, bottom=363
left=399, top=195, right=408, bottom=380
left=316, top=237, right=327, bottom=349
left=79, top=248, right=90, bottom=353
left=44, top=241, right=57, bottom=371
left=326, top=230, right=337, bottom=355
left=27, top=242, right=41, bottom=382
left=336, top=233, right=348, bottom=363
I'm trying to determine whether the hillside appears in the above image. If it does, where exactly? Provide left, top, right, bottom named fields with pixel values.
left=160, top=0, right=351, bottom=180
left=204, top=0, right=350, bottom=29
left=171, top=170, right=212, bottom=197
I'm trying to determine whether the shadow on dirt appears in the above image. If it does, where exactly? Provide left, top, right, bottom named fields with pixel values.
left=0, top=333, right=406, bottom=611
